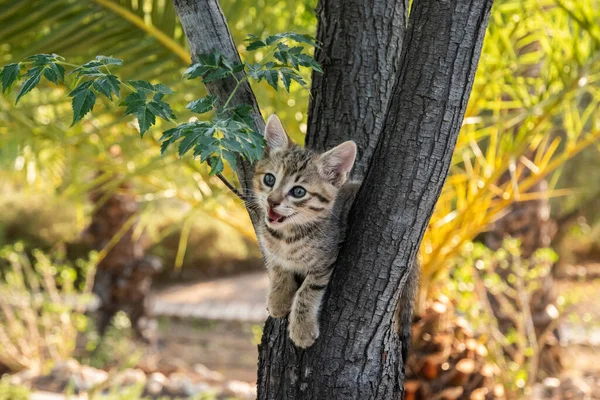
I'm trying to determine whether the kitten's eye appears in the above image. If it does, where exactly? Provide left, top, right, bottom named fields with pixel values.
left=289, top=186, right=307, bottom=198
left=263, top=173, right=276, bottom=187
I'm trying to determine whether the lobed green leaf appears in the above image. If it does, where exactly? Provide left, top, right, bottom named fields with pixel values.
left=186, top=95, right=217, bottom=114
left=0, top=63, right=20, bottom=94
left=208, top=155, right=224, bottom=176
left=69, top=81, right=96, bottom=125
left=15, top=67, right=43, bottom=104
left=93, top=75, right=121, bottom=100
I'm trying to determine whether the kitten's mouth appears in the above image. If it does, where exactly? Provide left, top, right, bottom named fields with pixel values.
left=267, top=208, right=288, bottom=224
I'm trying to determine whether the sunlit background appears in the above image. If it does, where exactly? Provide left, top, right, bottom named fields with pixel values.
left=0, top=0, right=599, bottom=399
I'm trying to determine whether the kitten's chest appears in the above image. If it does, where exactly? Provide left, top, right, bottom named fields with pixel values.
left=258, top=226, right=318, bottom=273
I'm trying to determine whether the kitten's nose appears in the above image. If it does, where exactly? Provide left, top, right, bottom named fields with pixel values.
left=267, top=197, right=281, bottom=208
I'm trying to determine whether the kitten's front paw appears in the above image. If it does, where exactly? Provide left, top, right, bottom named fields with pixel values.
left=288, top=315, right=319, bottom=348
left=267, top=293, right=293, bottom=318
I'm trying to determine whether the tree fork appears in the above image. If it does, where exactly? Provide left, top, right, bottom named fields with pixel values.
left=172, top=0, right=493, bottom=398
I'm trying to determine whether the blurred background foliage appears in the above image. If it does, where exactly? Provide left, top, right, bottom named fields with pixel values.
left=0, top=0, right=599, bottom=397
left=420, top=0, right=600, bottom=298
left=0, top=0, right=318, bottom=278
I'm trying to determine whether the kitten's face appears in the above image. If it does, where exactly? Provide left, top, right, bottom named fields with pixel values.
left=253, top=115, right=356, bottom=230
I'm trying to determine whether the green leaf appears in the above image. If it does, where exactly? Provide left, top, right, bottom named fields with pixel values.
left=134, top=106, right=155, bottom=136
left=265, top=33, right=285, bottom=45
left=287, top=32, right=320, bottom=47
left=50, top=63, right=65, bottom=82
left=71, top=67, right=103, bottom=78
left=15, top=66, right=43, bottom=104
left=79, top=61, right=103, bottom=69
left=121, top=91, right=155, bottom=135
left=184, top=64, right=211, bottom=79
left=69, top=81, right=96, bottom=125
left=121, top=90, right=174, bottom=135
left=160, top=123, right=199, bottom=156
left=194, top=137, right=220, bottom=163
left=159, top=127, right=181, bottom=156
left=43, top=67, right=59, bottom=84
left=297, top=54, right=323, bottom=73
left=148, top=96, right=176, bottom=120
left=238, top=138, right=256, bottom=162
left=280, top=71, right=291, bottom=92
left=220, top=57, right=234, bottom=71
left=184, top=53, right=223, bottom=79
left=288, top=72, right=308, bottom=89
left=261, top=69, right=278, bottom=90
left=274, top=43, right=292, bottom=65
left=26, top=53, right=64, bottom=66
left=36, top=58, right=66, bottom=86
left=128, top=80, right=156, bottom=92
left=279, top=68, right=307, bottom=91
left=95, top=55, right=123, bottom=66
left=208, top=155, right=224, bottom=175
left=202, top=68, right=230, bottom=83
left=71, top=58, right=105, bottom=77
left=246, top=40, right=267, bottom=51
left=230, top=104, right=253, bottom=125
left=222, top=149, right=238, bottom=170
left=153, top=83, right=173, bottom=94
left=93, top=75, right=121, bottom=100
left=186, top=95, right=217, bottom=114
left=231, top=62, right=245, bottom=73
left=245, top=34, right=268, bottom=51
left=178, top=128, right=207, bottom=156
left=1, top=63, right=20, bottom=94
left=222, top=138, right=245, bottom=154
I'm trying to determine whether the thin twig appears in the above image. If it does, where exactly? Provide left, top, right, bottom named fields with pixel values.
left=216, top=173, right=245, bottom=200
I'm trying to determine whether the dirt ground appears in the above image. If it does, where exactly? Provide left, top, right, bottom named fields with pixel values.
left=151, top=275, right=600, bottom=389
left=156, top=318, right=260, bottom=383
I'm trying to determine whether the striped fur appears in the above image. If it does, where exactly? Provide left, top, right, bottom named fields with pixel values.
left=253, top=115, right=359, bottom=348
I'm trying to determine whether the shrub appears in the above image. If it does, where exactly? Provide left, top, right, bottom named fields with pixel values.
left=0, top=243, right=96, bottom=373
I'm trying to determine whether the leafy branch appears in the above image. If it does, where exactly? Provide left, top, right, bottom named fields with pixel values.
left=0, top=31, right=321, bottom=199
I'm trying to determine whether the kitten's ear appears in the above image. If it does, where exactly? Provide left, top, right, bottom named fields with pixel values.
left=318, top=141, right=357, bottom=186
left=264, top=114, right=290, bottom=150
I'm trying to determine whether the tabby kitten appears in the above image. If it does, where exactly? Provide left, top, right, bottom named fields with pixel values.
left=253, top=115, right=359, bottom=348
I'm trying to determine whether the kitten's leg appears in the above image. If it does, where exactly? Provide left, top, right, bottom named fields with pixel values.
left=267, top=266, right=299, bottom=318
left=288, top=268, right=332, bottom=348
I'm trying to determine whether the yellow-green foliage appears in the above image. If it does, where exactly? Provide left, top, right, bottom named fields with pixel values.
left=420, top=0, right=600, bottom=294
left=0, top=377, right=30, bottom=400
left=445, top=239, right=559, bottom=397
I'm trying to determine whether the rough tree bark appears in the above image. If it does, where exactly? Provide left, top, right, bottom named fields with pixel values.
left=306, top=0, right=408, bottom=179
left=172, top=0, right=493, bottom=398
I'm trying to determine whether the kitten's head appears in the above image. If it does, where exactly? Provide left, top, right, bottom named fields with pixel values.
left=253, top=115, right=356, bottom=230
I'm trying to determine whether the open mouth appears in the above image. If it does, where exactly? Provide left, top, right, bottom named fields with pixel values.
left=267, top=208, right=289, bottom=224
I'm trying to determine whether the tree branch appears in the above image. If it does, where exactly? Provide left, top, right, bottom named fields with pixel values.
left=215, top=173, right=245, bottom=201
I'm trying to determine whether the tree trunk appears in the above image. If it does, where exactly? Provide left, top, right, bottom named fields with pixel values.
left=172, top=0, right=493, bottom=398
left=306, top=0, right=408, bottom=179
left=85, top=178, right=163, bottom=340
